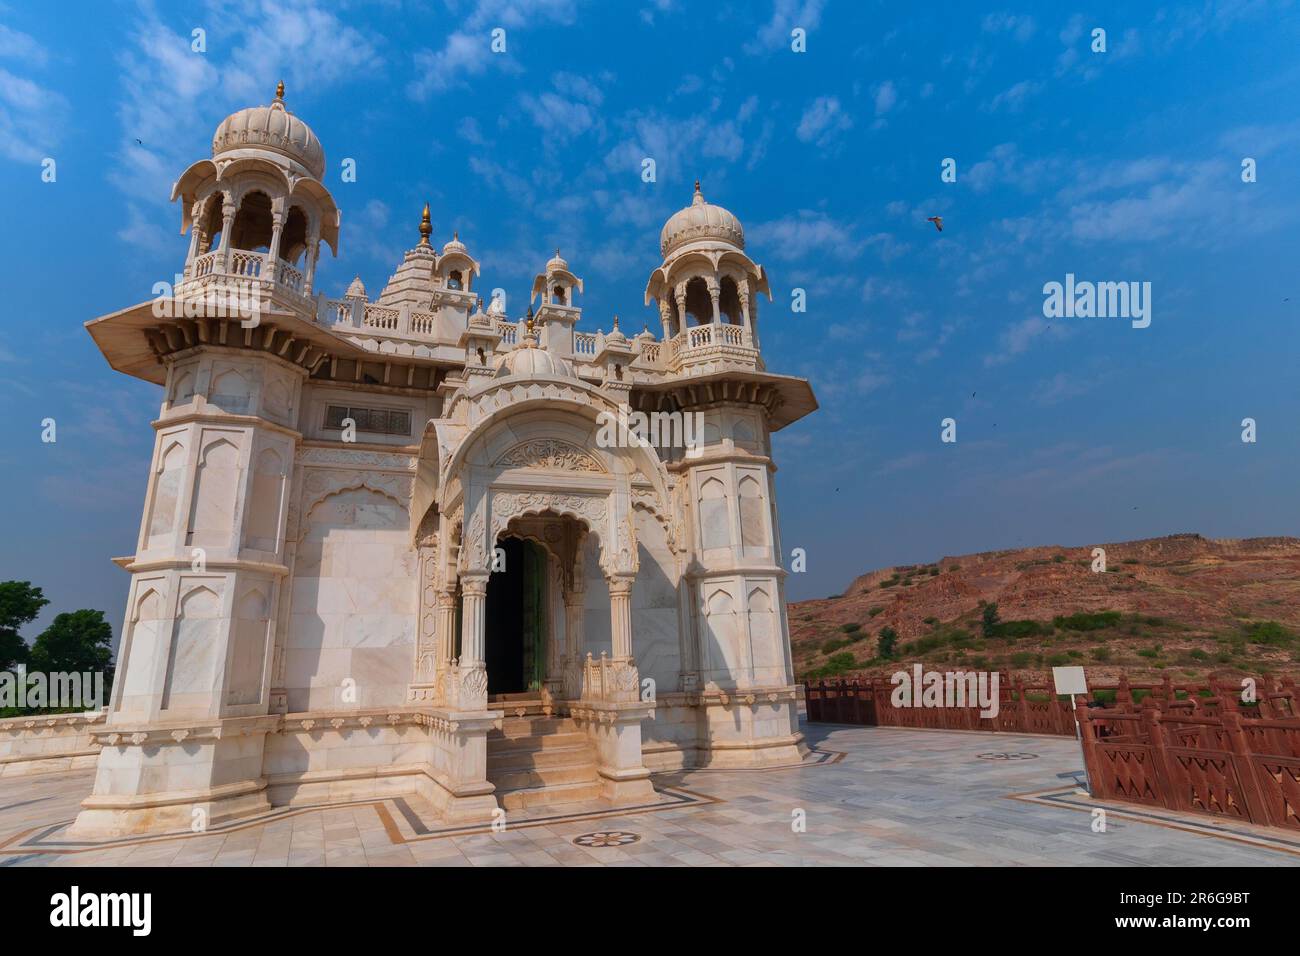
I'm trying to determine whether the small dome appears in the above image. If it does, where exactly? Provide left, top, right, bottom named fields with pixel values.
left=660, top=181, right=744, bottom=257
left=212, top=83, right=325, bottom=180
left=605, top=316, right=627, bottom=344
left=546, top=249, right=569, bottom=273
left=495, top=346, right=574, bottom=379
left=442, top=232, right=468, bottom=257
left=495, top=318, right=574, bottom=379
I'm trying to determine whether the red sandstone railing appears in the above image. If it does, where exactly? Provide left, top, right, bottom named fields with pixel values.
left=803, top=673, right=1300, bottom=830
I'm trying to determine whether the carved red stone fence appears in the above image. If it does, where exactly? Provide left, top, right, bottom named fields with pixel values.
left=802, top=672, right=1300, bottom=830
left=1078, top=701, right=1300, bottom=831
left=803, top=674, right=1077, bottom=734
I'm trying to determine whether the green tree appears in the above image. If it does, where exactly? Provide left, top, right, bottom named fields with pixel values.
left=0, top=581, right=48, bottom=671
left=981, top=602, right=1001, bottom=638
left=877, top=626, right=899, bottom=659
left=29, top=610, right=114, bottom=679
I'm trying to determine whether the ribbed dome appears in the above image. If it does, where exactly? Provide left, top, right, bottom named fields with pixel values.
left=442, top=232, right=468, bottom=257
left=212, top=84, right=325, bottom=180
left=546, top=250, right=569, bottom=273
left=495, top=322, right=574, bottom=379
left=659, top=181, right=744, bottom=256
left=495, top=346, right=574, bottom=379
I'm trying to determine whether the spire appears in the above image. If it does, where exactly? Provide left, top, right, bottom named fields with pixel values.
left=692, top=178, right=704, bottom=205
left=418, top=202, right=432, bottom=246
left=275, top=79, right=285, bottom=101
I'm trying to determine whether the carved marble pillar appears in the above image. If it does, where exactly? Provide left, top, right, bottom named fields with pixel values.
left=658, top=297, right=673, bottom=342
left=303, top=234, right=321, bottom=296
left=266, top=206, right=286, bottom=276
left=608, top=574, right=634, bottom=661
left=739, top=288, right=752, bottom=345
left=562, top=586, right=585, bottom=700
left=674, top=281, right=688, bottom=330
left=707, top=277, right=721, bottom=325
left=459, top=572, right=488, bottom=668
left=435, top=589, right=457, bottom=686
left=218, top=199, right=236, bottom=273
left=184, top=200, right=204, bottom=278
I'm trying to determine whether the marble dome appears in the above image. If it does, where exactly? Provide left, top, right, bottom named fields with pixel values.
left=494, top=320, right=574, bottom=378
left=659, top=181, right=745, bottom=256
left=211, top=82, right=326, bottom=180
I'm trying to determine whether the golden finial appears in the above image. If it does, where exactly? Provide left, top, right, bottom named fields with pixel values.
left=453, top=230, right=459, bottom=241
left=525, top=305, right=535, bottom=336
left=418, top=202, right=432, bottom=244
left=275, top=80, right=285, bottom=100
left=694, top=178, right=701, bottom=193
left=612, top=315, right=620, bottom=330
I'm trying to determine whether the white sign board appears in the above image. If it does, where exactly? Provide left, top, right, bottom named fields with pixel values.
left=1052, top=666, right=1088, bottom=696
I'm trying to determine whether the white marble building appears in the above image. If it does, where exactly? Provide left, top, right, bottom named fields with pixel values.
left=75, top=86, right=818, bottom=836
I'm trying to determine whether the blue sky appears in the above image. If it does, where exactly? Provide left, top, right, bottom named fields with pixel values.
left=1, top=0, right=1298, bottom=644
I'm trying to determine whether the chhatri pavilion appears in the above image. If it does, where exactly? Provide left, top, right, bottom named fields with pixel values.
left=76, top=84, right=817, bottom=836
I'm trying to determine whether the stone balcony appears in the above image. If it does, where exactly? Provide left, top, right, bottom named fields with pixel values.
left=178, top=247, right=312, bottom=311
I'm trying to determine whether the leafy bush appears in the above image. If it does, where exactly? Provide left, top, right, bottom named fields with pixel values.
left=1045, top=653, right=1071, bottom=666
left=981, top=602, right=1001, bottom=638
left=1054, top=611, right=1122, bottom=631
left=877, top=627, right=899, bottom=659
left=989, top=619, right=1051, bottom=639
left=1244, top=621, right=1294, bottom=646
left=868, top=606, right=885, bottom=617
left=1010, top=651, right=1033, bottom=667
left=1089, top=647, right=1111, bottom=662
left=923, top=616, right=939, bottom=626
left=1188, top=648, right=1208, bottom=661
left=840, top=622, right=862, bottom=634
left=821, top=638, right=849, bottom=655
left=804, top=652, right=858, bottom=680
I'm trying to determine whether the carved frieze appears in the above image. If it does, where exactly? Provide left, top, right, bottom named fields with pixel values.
left=495, top=439, right=605, bottom=473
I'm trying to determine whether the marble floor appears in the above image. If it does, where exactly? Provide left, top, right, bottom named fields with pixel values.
left=1, top=721, right=1296, bottom=866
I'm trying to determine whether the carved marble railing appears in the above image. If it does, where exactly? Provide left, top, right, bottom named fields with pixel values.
left=498, top=319, right=518, bottom=346
left=180, top=247, right=311, bottom=307
left=363, top=305, right=400, bottom=331
left=574, top=331, right=598, bottom=357
left=410, top=309, right=437, bottom=336
left=666, top=322, right=758, bottom=369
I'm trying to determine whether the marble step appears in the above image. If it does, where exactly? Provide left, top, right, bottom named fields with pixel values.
left=495, top=780, right=606, bottom=810
left=488, top=743, right=593, bottom=772
left=487, top=730, right=588, bottom=754
left=487, top=761, right=599, bottom=793
left=491, top=716, right=580, bottom=739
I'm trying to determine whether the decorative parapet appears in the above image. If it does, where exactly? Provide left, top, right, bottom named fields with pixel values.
left=91, top=714, right=282, bottom=747
left=579, top=652, right=643, bottom=705
left=443, top=661, right=490, bottom=713
left=0, top=711, right=106, bottom=776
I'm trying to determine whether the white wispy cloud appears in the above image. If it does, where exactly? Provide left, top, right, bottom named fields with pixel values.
left=745, top=0, right=825, bottom=54
left=408, top=0, right=578, bottom=98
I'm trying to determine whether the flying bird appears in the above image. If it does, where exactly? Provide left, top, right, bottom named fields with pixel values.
left=927, top=216, right=943, bottom=232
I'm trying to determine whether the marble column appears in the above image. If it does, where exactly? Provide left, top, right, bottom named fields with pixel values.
left=563, top=587, right=585, bottom=699
left=218, top=199, right=236, bottom=273
left=608, top=575, right=634, bottom=661
left=266, top=209, right=285, bottom=279
left=303, top=234, right=320, bottom=295
left=459, top=573, right=488, bottom=667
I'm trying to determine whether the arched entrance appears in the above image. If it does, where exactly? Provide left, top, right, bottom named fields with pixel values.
left=484, top=536, right=548, bottom=696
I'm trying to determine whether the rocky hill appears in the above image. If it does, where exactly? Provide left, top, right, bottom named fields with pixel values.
left=788, top=534, right=1300, bottom=684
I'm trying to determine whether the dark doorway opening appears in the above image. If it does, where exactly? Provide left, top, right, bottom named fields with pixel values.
left=484, top=537, right=547, bottom=696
